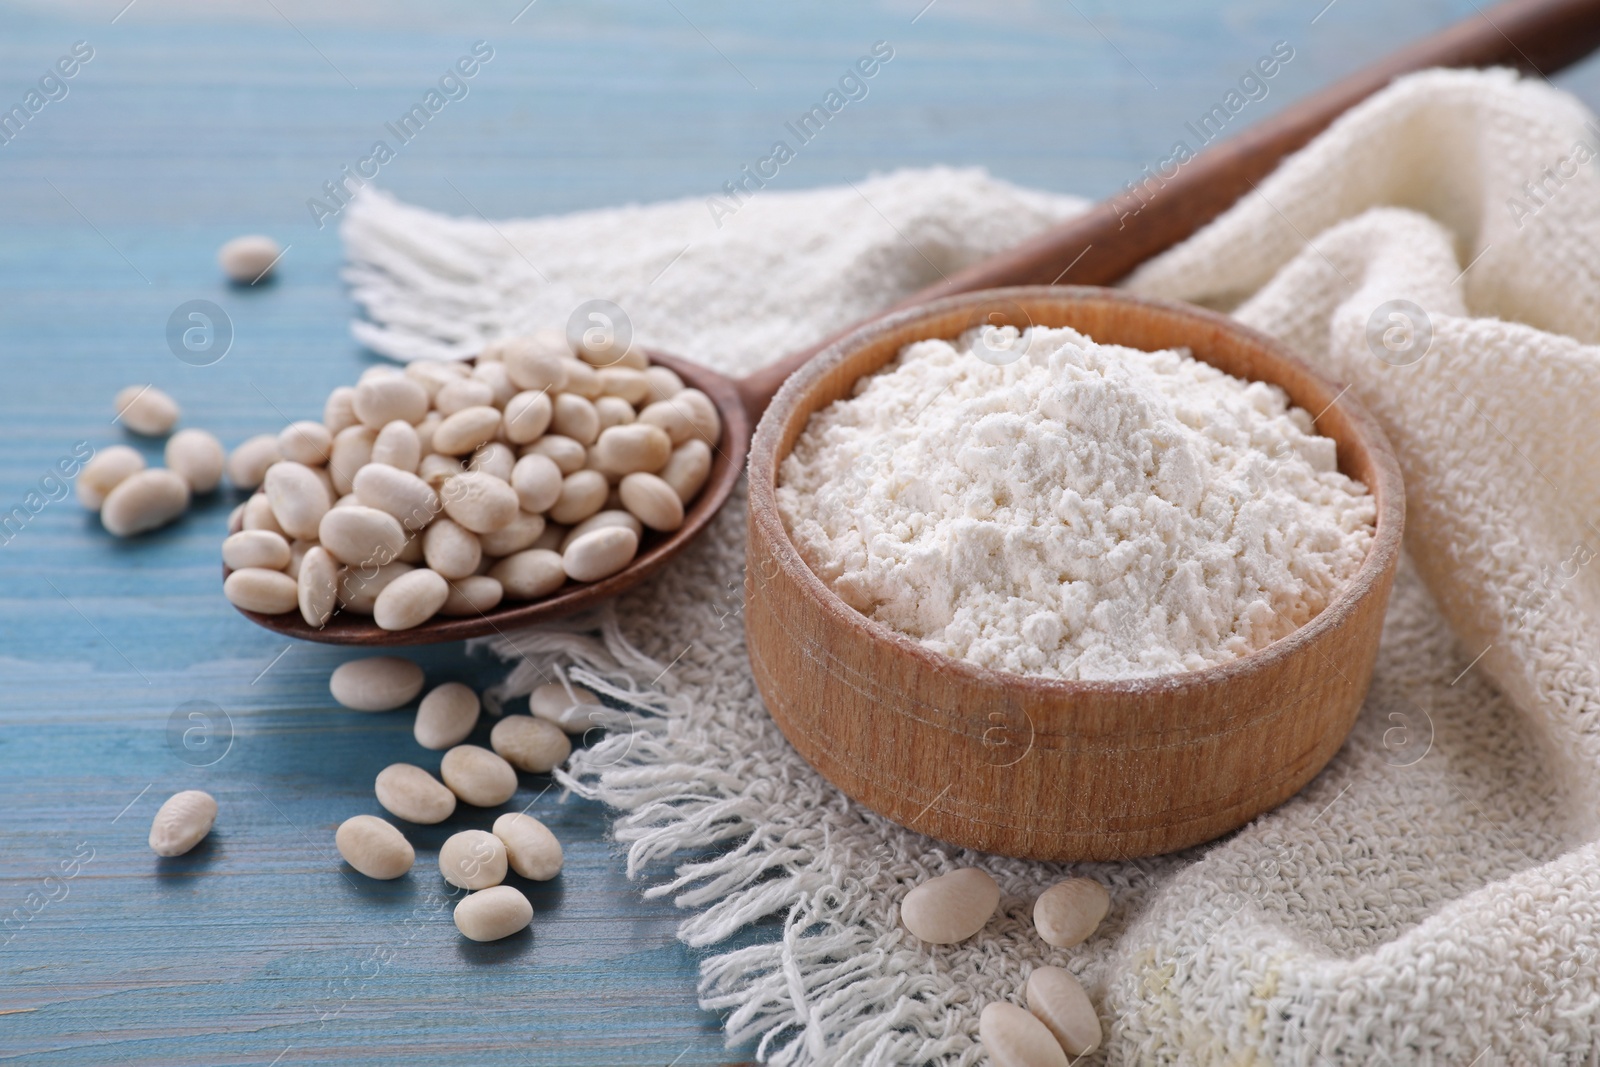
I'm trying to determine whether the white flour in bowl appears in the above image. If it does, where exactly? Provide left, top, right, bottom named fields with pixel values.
left=775, top=324, right=1377, bottom=680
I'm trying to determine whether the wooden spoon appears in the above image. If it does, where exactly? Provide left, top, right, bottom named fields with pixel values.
left=233, top=0, right=1600, bottom=646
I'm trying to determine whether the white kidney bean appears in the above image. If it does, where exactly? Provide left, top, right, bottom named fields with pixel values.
left=440, top=471, right=519, bottom=534
left=439, top=829, right=508, bottom=890
left=465, top=354, right=505, bottom=379
left=222, top=529, right=290, bottom=571
left=287, top=538, right=315, bottom=579
left=337, top=561, right=413, bottom=614
left=373, top=568, right=449, bottom=630
left=619, top=472, right=684, bottom=532
left=218, top=234, right=281, bottom=283
left=324, top=386, right=358, bottom=434
left=402, top=363, right=447, bottom=394
left=501, top=390, right=553, bottom=444
left=101, top=469, right=191, bottom=537
left=422, top=518, right=481, bottom=579
left=164, top=429, right=225, bottom=493
left=659, top=440, right=712, bottom=502
left=642, top=365, right=684, bottom=405
left=1025, top=966, right=1101, bottom=1057
left=559, top=510, right=640, bottom=553
left=360, top=365, right=402, bottom=384
left=440, top=744, right=518, bottom=807
left=374, top=763, right=456, bottom=824
left=277, top=421, right=332, bottom=466
left=434, top=378, right=496, bottom=415
left=473, top=360, right=515, bottom=406
left=562, top=525, right=639, bottom=582
left=432, top=406, right=502, bottom=456
left=227, top=502, right=245, bottom=534
left=509, top=454, right=561, bottom=514
left=551, top=394, right=600, bottom=445
left=490, top=715, right=572, bottom=773
left=900, top=868, right=999, bottom=944
left=77, top=445, right=145, bottom=510
left=567, top=360, right=606, bottom=399
left=548, top=470, right=608, bottom=525
left=583, top=341, right=643, bottom=369
left=354, top=463, right=440, bottom=531
left=1032, top=878, right=1110, bottom=948
left=418, top=453, right=463, bottom=489
left=318, top=505, right=407, bottom=567
left=297, top=545, right=338, bottom=627
left=353, top=374, right=428, bottom=429
left=242, top=492, right=285, bottom=535
left=311, top=465, right=336, bottom=502
left=979, top=1002, right=1069, bottom=1067
left=477, top=511, right=545, bottom=557
left=493, top=812, right=564, bottom=881
left=526, top=434, right=586, bottom=475
left=488, top=548, right=566, bottom=600
left=335, top=814, right=414, bottom=879
left=329, top=656, right=425, bottom=711
left=264, top=461, right=331, bottom=541
left=227, top=434, right=281, bottom=491
left=573, top=323, right=630, bottom=367
left=224, top=568, right=299, bottom=613
left=593, top=395, right=636, bottom=431
left=115, top=384, right=180, bottom=436
left=521, top=329, right=580, bottom=359
left=674, top=388, right=722, bottom=444
left=468, top=442, right=516, bottom=483
left=149, top=789, right=217, bottom=857
left=528, top=682, right=605, bottom=733
left=454, top=884, right=532, bottom=942
left=502, top=342, right=569, bottom=393
left=326, top=425, right=375, bottom=495
left=593, top=424, right=672, bottom=477
left=636, top=398, right=692, bottom=444
left=639, top=388, right=719, bottom=445
left=405, top=359, right=455, bottom=398
left=439, top=575, right=503, bottom=616
left=415, top=411, right=441, bottom=454
left=371, top=419, right=421, bottom=472
left=597, top=367, right=650, bottom=405
left=414, top=682, right=480, bottom=750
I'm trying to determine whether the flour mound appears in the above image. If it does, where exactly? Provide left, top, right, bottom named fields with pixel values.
left=776, top=325, right=1376, bottom=680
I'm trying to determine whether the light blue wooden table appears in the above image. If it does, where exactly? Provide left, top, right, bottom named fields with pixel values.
left=3, top=2, right=1596, bottom=1063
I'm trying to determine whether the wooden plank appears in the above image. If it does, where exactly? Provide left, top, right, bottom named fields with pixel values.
left=2, top=1, right=1597, bottom=1062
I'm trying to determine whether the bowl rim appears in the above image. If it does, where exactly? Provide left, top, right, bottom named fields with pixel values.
left=747, top=284, right=1406, bottom=698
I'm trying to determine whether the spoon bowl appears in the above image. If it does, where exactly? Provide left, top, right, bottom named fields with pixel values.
left=225, top=350, right=753, bottom=645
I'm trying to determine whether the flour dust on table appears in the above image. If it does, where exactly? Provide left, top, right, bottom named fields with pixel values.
left=346, top=68, right=1600, bottom=1064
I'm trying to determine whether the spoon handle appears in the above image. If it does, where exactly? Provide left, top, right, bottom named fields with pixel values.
left=735, top=0, right=1600, bottom=422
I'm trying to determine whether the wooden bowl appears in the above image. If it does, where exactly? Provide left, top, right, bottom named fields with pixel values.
left=745, top=286, right=1404, bottom=861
